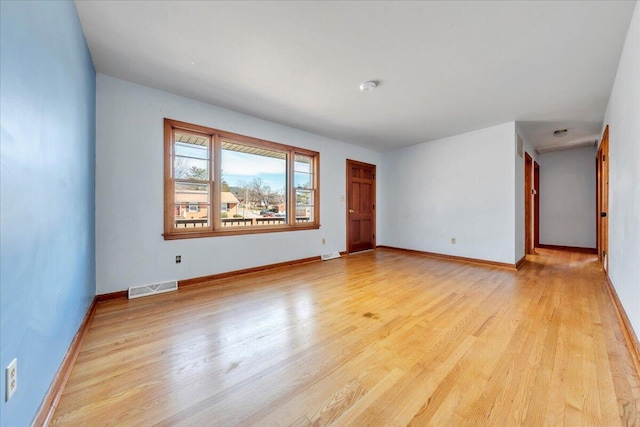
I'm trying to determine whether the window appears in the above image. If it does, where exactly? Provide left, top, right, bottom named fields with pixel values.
left=164, top=118, right=320, bottom=239
left=294, top=154, right=316, bottom=223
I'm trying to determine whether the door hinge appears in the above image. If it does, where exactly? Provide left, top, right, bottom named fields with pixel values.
left=373, top=234, right=375, bottom=240
left=372, top=204, right=375, bottom=210
left=372, top=173, right=376, bottom=179
left=602, top=154, right=606, bottom=161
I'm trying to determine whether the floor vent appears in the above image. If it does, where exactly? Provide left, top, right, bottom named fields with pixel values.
left=128, top=280, right=178, bottom=299
left=321, top=251, right=341, bottom=261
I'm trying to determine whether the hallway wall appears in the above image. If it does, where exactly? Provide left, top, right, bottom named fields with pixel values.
left=538, top=146, right=597, bottom=248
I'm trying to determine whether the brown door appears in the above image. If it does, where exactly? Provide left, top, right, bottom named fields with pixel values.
left=534, top=161, right=540, bottom=248
left=524, top=153, right=534, bottom=254
left=597, top=125, right=609, bottom=271
left=347, top=160, right=376, bottom=253
left=596, top=155, right=599, bottom=260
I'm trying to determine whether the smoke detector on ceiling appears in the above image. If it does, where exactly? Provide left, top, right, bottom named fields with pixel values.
left=553, top=129, right=568, bottom=138
left=359, top=81, right=377, bottom=92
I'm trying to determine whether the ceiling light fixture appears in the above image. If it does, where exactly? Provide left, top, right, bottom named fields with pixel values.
left=553, top=129, right=568, bottom=138
left=359, top=81, right=377, bottom=92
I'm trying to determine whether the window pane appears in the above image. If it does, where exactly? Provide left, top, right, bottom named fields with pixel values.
left=221, top=141, right=287, bottom=227
left=296, top=188, right=314, bottom=224
left=175, top=141, right=208, bottom=159
left=294, top=154, right=312, bottom=173
left=294, top=154, right=313, bottom=190
left=296, top=207, right=314, bottom=223
left=294, top=172, right=312, bottom=189
left=174, top=156, right=209, bottom=180
left=174, top=132, right=209, bottom=159
left=175, top=182, right=209, bottom=228
left=296, top=211, right=315, bottom=223
left=296, top=189, right=314, bottom=206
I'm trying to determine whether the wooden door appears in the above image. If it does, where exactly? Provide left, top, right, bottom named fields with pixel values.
left=524, top=153, right=534, bottom=254
left=596, top=155, right=599, bottom=261
left=597, top=126, right=609, bottom=271
left=347, top=160, right=376, bottom=253
left=534, top=161, right=540, bottom=248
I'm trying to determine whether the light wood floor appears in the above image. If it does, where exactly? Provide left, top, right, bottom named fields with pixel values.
left=52, top=248, right=640, bottom=426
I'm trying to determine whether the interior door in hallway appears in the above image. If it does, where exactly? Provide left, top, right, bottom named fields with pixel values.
left=347, top=160, right=376, bottom=253
left=597, top=125, right=609, bottom=272
left=534, top=161, right=540, bottom=248
left=525, top=153, right=534, bottom=254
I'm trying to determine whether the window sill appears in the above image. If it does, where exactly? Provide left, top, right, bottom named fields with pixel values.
left=163, top=224, right=321, bottom=240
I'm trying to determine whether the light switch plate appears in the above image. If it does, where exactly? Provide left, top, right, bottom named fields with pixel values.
left=6, top=358, right=17, bottom=401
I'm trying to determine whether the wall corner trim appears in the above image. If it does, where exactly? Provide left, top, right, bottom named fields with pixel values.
left=605, top=275, right=640, bottom=377
left=32, top=297, right=98, bottom=427
left=515, top=255, right=527, bottom=269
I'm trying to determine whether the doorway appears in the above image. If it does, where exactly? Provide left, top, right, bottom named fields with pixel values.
left=346, top=159, right=376, bottom=253
left=534, top=161, right=540, bottom=248
left=597, top=125, right=609, bottom=272
left=525, top=153, right=534, bottom=255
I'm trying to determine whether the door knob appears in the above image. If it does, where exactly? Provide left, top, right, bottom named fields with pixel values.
left=349, top=209, right=355, bottom=213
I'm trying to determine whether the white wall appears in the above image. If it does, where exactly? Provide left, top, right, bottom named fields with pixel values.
left=538, top=146, right=597, bottom=248
left=380, top=122, right=518, bottom=264
left=96, top=74, right=380, bottom=294
left=602, top=3, right=640, bottom=337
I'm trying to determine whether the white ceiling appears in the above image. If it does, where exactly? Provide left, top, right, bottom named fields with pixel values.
left=75, top=1, right=636, bottom=152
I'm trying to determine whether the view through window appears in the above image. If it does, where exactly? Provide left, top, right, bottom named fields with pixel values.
left=164, top=119, right=320, bottom=239
left=220, top=140, right=287, bottom=227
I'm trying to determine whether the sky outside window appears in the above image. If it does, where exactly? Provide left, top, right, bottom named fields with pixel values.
left=221, top=149, right=286, bottom=191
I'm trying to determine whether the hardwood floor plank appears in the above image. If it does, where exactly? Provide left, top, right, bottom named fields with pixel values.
left=51, top=248, right=640, bottom=426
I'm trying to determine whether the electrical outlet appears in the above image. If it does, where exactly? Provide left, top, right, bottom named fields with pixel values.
left=6, top=358, right=16, bottom=401
left=175, top=255, right=181, bottom=264
left=322, top=238, right=326, bottom=245
left=451, top=237, right=456, bottom=245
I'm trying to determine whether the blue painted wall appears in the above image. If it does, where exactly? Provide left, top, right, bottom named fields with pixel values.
left=0, top=1, right=95, bottom=425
